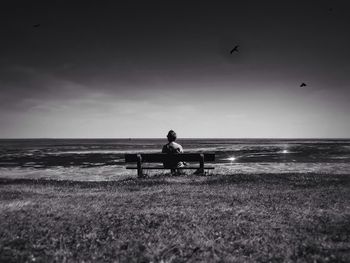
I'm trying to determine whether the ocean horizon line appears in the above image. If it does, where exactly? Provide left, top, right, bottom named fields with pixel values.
left=0, top=137, right=350, bottom=140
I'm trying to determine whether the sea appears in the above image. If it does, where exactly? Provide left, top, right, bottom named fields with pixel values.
left=0, top=139, right=349, bottom=181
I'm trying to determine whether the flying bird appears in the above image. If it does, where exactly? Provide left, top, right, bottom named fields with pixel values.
left=230, top=45, right=239, bottom=54
left=33, top=24, right=41, bottom=28
left=300, top=83, right=307, bottom=87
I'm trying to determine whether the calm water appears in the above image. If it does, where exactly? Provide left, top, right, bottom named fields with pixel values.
left=0, top=139, right=349, bottom=181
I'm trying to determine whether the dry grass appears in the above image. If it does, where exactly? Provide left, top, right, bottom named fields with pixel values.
left=0, top=173, right=349, bottom=262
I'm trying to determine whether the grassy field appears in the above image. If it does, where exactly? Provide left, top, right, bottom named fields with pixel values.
left=0, top=173, right=349, bottom=262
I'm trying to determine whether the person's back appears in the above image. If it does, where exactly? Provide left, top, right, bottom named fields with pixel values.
left=162, top=130, right=184, bottom=170
left=162, top=141, right=183, bottom=154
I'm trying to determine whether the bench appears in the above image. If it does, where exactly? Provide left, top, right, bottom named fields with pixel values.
left=124, top=153, right=215, bottom=177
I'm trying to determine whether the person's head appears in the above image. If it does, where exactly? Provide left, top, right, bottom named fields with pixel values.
left=167, top=130, right=177, bottom=142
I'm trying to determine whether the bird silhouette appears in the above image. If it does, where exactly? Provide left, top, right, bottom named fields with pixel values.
left=230, top=45, right=239, bottom=54
left=33, top=24, right=41, bottom=28
left=300, top=83, right=307, bottom=87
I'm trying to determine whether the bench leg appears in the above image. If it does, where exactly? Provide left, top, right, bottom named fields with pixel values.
left=199, top=153, right=204, bottom=175
left=137, top=154, right=143, bottom=178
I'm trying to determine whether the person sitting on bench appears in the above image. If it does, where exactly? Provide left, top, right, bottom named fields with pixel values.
left=162, top=130, right=186, bottom=174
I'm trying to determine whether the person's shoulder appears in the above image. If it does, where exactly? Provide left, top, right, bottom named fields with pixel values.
left=170, top=142, right=183, bottom=152
left=170, top=141, right=182, bottom=147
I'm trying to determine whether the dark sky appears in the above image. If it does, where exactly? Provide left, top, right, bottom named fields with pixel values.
left=1, top=1, right=350, bottom=138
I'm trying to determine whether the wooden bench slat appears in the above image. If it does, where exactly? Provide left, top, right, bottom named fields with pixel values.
left=125, top=153, right=215, bottom=163
left=126, top=166, right=215, bottom=170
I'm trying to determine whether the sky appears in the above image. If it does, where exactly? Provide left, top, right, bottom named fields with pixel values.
left=0, top=0, right=350, bottom=138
